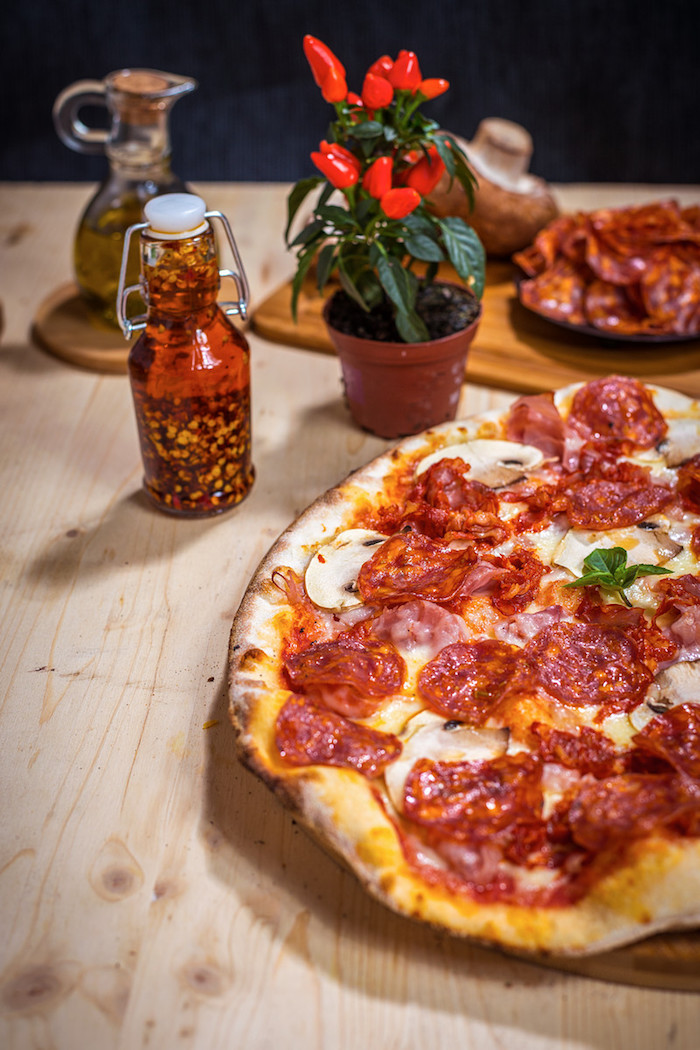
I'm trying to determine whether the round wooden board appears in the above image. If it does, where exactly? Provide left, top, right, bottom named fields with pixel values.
left=33, top=282, right=135, bottom=373
left=531, top=929, right=700, bottom=991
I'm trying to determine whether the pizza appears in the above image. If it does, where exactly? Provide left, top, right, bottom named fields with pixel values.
left=228, top=374, right=700, bottom=957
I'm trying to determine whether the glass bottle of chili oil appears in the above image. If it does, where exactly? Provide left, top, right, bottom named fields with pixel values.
left=125, top=194, right=254, bottom=516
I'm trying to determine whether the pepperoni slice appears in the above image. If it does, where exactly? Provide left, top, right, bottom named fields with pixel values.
left=275, top=694, right=402, bottom=778
left=523, top=621, right=652, bottom=712
left=284, top=637, right=405, bottom=718
left=633, top=703, right=700, bottom=779
left=676, top=454, right=700, bottom=512
left=564, top=475, right=672, bottom=529
left=641, top=244, right=700, bottom=333
left=400, top=460, right=508, bottom=544
left=490, top=546, right=547, bottom=616
left=417, top=639, right=521, bottom=722
left=518, top=257, right=588, bottom=325
left=567, top=376, right=667, bottom=450
left=584, top=279, right=656, bottom=334
left=575, top=594, right=678, bottom=672
left=531, top=722, right=622, bottom=778
left=403, top=752, right=542, bottom=836
left=568, top=773, right=698, bottom=852
left=357, top=530, right=477, bottom=604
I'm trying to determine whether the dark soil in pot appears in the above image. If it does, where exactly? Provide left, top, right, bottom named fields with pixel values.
left=325, top=282, right=480, bottom=342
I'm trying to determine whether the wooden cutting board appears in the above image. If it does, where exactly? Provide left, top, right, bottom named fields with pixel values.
left=250, top=262, right=700, bottom=397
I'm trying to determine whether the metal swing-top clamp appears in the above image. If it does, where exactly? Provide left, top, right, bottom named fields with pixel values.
left=116, top=194, right=250, bottom=339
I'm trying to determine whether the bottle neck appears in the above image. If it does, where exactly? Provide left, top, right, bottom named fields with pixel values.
left=105, top=98, right=176, bottom=176
left=140, top=226, right=220, bottom=319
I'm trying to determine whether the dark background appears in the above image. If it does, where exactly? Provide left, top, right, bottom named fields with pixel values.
left=2, top=0, right=698, bottom=186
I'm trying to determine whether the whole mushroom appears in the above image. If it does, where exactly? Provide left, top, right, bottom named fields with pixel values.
left=429, top=118, right=559, bottom=257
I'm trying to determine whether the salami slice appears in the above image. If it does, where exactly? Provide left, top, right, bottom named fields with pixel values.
left=633, top=703, right=700, bottom=779
left=676, top=454, right=700, bottom=512
left=568, top=773, right=698, bottom=852
left=403, top=752, right=543, bottom=836
left=284, top=636, right=405, bottom=718
left=275, top=694, right=402, bottom=777
left=567, top=375, right=667, bottom=450
left=518, top=257, right=588, bottom=326
left=417, top=639, right=521, bottom=722
left=357, top=531, right=477, bottom=604
left=564, top=475, right=672, bottom=529
left=523, top=621, right=653, bottom=712
left=531, top=722, right=621, bottom=778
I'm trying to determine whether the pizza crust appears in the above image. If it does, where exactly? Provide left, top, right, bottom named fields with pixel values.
left=229, top=383, right=700, bottom=957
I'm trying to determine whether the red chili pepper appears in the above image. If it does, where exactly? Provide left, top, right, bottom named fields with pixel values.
left=405, top=145, right=446, bottom=196
left=387, top=50, right=422, bottom=91
left=361, top=72, right=394, bottom=110
left=380, top=187, right=421, bottom=219
left=320, top=140, right=362, bottom=175
left=362, top=156, right=393, bottom=199
left=417, top=77, right=449, bottom=100
left=367, top=54, right=394, bottom=78
left=311, top=150, right=359, bottom=189
left=346, top=91, right=363, bottom=107
left=303, top=35, right=347, bottom=103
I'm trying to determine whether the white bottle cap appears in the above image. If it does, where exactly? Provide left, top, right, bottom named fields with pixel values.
left=144, top=193, right=209, bottom=238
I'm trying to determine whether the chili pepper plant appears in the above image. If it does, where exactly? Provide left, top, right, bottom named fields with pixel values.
left=286, top=36, right=485, bottom=344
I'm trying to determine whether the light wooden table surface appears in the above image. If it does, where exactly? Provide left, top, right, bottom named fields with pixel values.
left=1, top=181, right=699, bottom=1050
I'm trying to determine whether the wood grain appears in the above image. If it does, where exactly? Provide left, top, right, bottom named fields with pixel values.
left=2, top=183, right=700, bottom=1050
left=250, top=261, right=700, bottom=397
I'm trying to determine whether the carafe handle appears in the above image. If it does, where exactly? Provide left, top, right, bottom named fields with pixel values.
left=52, top=80, right=109, bottom=155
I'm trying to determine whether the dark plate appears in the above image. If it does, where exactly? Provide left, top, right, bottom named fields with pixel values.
left=513, top=270, right=700, bottom=345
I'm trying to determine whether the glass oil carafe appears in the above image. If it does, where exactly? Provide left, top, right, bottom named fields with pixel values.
left=117, top=193, right=255, bottom=517
left=53, top=68, right=197, bottom=327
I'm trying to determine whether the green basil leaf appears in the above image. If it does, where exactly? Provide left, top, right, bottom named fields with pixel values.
left=583, top=547, right=627, bottom=577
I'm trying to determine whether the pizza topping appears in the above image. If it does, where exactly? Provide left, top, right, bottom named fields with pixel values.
left=568, top=772, right=699, bottom=852
left=563, top=546, right=672, bottom=607
left=415, top=439, right=545, bottom=488
left=575, top=594, right=678, bottom=674
left=275, top=694, right=402, bottom=777
left=284, top=636, right=406, bottom=718
left=417, top=639, right=521, bottom=722
left=400, top=460, right=509, bottom=544
left=493, top=605, right=566, bottom=646
left=304, top=528, right=387, bottom=610
left=383, top=709, right=509, bottom=813
left=530, top=721, right=622, bottom=778
left=523, top=621, right=653, bottom=713
left=563, top=473, right=673, bottom=530
left=357, top=531, right=477, bottom=604
left=554, top=527, right=682, bottom=582
left=403, top=752, right=543, bottom=837
left=566, top=376, right=668, bottom=451
left=635, top=662, right=700, bottom=727
left=676, top=454, right=700, bottom=512
left=657, top=417, right=700, bottom=468
left=370, top=599, right=469, bottom=658
left=633, top=703, right=700, bottom=778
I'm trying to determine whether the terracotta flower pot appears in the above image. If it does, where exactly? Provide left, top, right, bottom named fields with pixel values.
left=323, top=293, right=481, bottom=440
